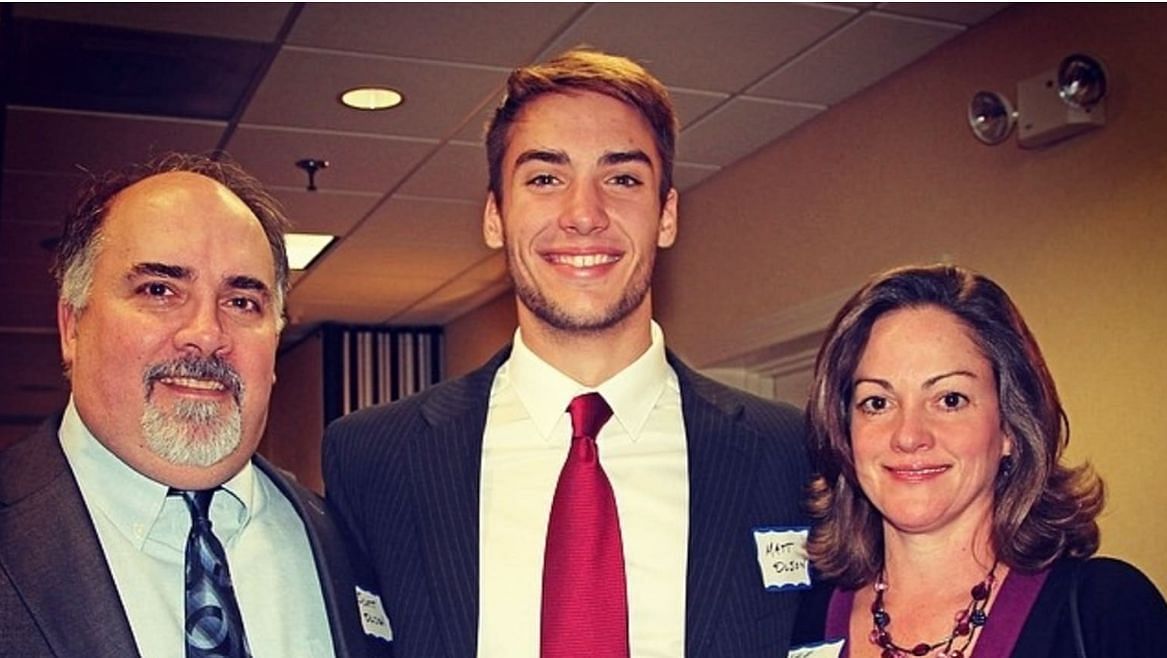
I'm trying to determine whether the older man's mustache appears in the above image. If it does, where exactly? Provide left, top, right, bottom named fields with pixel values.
left=143, top=355, right=245, bottom=406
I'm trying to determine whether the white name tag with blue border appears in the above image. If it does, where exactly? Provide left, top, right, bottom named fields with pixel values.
left=788, top=638, right=845, bottom=658
left=356, top=586, right=393, bottom=642
left=752, top=526, right=811, bottom=591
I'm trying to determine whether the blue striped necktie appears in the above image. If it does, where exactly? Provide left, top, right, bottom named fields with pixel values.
left=176, top=489, right=252, bottom=658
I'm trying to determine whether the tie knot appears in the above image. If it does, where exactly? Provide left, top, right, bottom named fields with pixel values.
left=174, top=488, right=216, bottom=525
left=567, top=392, right=612, bottom=441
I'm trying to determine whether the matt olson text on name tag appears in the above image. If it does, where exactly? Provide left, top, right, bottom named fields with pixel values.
left=752, top=526, right=811, bottom=590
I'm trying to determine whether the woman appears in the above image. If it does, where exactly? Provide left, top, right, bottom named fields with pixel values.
left=791, top=264, right=1166, bottom=658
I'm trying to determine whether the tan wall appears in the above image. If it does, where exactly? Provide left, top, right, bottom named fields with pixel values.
left=657, top=4, right=1167, bottom=591
left=445, top=291, right=517, bottom=378
left=260, top=332, right=325, bottom=493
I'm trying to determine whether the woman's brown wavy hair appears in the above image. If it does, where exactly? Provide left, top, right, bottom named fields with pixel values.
left=805, top=264, right=1104, bottom=587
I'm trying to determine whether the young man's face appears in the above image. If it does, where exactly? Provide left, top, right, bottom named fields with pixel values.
left=59, top=172, right=281, bottom=490
left=484, top=90, right=678, bottom=335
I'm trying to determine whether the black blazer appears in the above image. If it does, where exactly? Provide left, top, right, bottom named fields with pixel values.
left=0, top=414, right=383, bottom=658
left=323, top=347, right=812, bottom=657
left=792, top=557, right=1167, bottom=658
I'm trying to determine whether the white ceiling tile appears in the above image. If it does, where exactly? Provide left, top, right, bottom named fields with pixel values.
left=291, top=270, right=443, bottom=307
left=457, top=87, right=733, bottom=146
left=359, top=197, right=486, bottom=249
left=269, top=187, right=382, bottom=237
left=13, top=3, right=293, bottom=41
left=290, top=3, right=586, bottom=66
left=678, top=97, right=824, bottom=166
left=454, top=101, right=504, bottom=143
left=4, top=108, right=225, bottom=176
left=749, top=12, right=964, bottom=105
left=542, top=3, right=856, bottom=92
left=398, top=143, right=489, bottom=202
left=243, top=47, right=509, bottom=139
left=878, top=3, right=1011, bottom=25
left=225, top=125, right=436, bottom=192
left=673, top=162, right=722, bottom=192
left=389, top=252, right=511, bottom=324
left=315, top=233, right=491, bottom=281
left=671, top=88, right=732, bottom=130
left=394, top=277, right=512, bottom=326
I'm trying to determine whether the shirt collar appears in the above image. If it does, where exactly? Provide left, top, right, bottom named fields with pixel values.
left=503, top=321, right=674, bottom=441
left=58, top=396, right=258, bottom=548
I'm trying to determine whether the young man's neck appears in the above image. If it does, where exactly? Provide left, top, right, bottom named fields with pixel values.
left=517, top=303, right=655, bottom=388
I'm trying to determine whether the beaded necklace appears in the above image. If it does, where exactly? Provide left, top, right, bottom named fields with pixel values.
left=868, top=560, right=999, bottom=658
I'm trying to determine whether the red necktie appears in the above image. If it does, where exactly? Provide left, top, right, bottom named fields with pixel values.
left=541, top=392, right=629, bottom=658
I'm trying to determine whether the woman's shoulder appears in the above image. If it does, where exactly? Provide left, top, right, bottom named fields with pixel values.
left=1074, top=556, right=1163, bottom=601
left=1069, top=556, right=1167, bottom=656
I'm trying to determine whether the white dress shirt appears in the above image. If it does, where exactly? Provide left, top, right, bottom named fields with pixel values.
left=478, top=322, right=689, bottom=657
left=59, top=398, right=336, bottom=658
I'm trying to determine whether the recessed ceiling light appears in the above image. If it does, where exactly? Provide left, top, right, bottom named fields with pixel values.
left=286, top=233, right=336, bottom=270
left=340, top=86, right=403, bottom=111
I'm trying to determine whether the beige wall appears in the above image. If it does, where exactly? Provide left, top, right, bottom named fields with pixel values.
left=445, top=291, right=517, bottom=378
left=261, top=332, right=326, bottom=493
left=657, top=4, right=1167, bottom=590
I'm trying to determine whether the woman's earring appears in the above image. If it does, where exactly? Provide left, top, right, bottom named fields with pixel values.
left=999, top=454, right=1015, bottom=479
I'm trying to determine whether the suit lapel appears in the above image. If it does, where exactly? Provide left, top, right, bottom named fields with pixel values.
left=0, top=418, right=140, bottom=658
left=410, top=349, right=509, bottom=657
left=672, top=359, right=760, bottom=657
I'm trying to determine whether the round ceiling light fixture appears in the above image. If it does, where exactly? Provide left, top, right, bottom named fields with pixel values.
left=340, top=86, right=404, bottom=111
left=967, top=90, right=1017, bottom=145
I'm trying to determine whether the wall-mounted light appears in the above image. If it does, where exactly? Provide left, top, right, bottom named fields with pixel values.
left=968, top=90, right=1016, bottom=145
left=968, top=53, right=1108, bottom=148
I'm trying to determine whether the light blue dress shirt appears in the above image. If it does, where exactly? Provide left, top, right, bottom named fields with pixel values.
left=58, top=398, right=336, bottom=657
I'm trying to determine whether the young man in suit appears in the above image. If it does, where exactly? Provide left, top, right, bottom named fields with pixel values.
left=324, top=49, right=811, bottom=657
left=0, top=154, right=387, bottom=657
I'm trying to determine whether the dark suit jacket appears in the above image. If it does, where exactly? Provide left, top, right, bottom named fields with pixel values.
left=791, top=557, right=1167, bottom=658
left=323, top=348, right=812, bottom=657
left=0, top=414, right=383, bottom=658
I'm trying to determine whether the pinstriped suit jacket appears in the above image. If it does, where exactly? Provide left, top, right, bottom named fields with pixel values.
left=323, top=347, right=812, bottom=657
left=0, top=414, right=384, bottom=658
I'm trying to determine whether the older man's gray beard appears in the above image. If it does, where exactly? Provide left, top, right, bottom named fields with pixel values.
left=140, top=356, right=246, bottom=468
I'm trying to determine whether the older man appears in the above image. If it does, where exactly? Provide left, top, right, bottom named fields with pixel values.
left=0, top=154, right=387, bottom=658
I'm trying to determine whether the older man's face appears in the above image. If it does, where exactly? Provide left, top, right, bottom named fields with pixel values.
left=59, top=172, right=280, bottom=490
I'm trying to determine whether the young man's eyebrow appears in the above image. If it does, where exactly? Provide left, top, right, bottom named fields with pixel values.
left=600, top=149, right=653, bottom=168
left=514, top=149, right=569, bottom=167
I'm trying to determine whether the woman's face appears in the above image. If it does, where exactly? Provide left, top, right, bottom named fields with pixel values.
left=849, top=306, right=1012, bottom=539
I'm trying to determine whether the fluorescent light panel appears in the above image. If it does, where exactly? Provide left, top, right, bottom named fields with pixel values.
left=286, top=233, right=335, bottom=270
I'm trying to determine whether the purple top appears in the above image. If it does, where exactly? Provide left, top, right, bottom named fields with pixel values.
left=824, top=567, right=1050, bottom=657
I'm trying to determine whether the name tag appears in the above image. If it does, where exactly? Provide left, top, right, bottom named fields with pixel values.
left=788, top=638, right=845, bottom=658
left=356, top=586, right=393, bottom=642
left=752, top=526, right=811, bottom=591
